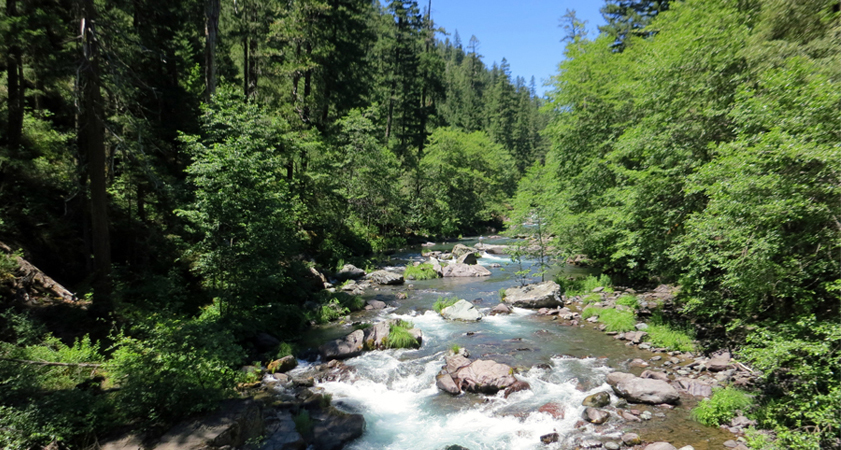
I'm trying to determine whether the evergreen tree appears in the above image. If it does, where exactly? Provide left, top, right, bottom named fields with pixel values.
left=599, top=0, right=670, bottom=50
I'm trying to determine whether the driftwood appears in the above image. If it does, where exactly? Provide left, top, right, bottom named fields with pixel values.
left=0, top=357, right=101, bottom=368
left=0, top=241, right=76, bottom=303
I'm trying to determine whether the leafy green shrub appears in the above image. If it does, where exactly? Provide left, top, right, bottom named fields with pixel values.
left=691, top=386, right=753, bottom=427
left=450, top=344, right=461, bottom=354
left=581, top=274, right=613, bottom=294
left=293, top=409, right=313, bottom=436
left=646, top=323, right=696, bottom=352
left=555, top=276, right=584, bottom=295
left=275, top=342, right=295, bottom=359
left=403, top=263, right=438, bottom=280
left=338, top=293, right=365, bottom=312
left=615, top=294, right=639, bottom=309
left=433, top=296, right=458, bottom=313
left=385, top=321, right=418, bottom=349
left=499, top=288, right=506, bottom=300
left=108, top=308, right=242, bottom=428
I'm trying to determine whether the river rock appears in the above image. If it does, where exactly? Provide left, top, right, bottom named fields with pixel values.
left=446, top=354, right=473, bottom=374
left=260, top=410, right=306, bottom=450
left=441, top=300, right=482, bottom=321
left=366, top=299, right=387, bottom=310
left=267, top=355, right=297, bottom=374
left=452, top=244, right=479, bottom=258
left=335, top=264, right=365, bottom=281
left=309, top=408, right=365, bottom=450
left=153, top=399, right=263, bottom=450
left=503, top=380, right=531, bottom=398
left=436, top=372, right=460, bottom=395
left=538, top=402, right=565, bottom=419
left=454, top=359, right=517, bottom=394
left=582, top=391, right=611, bottom=408
left=622, top=433, right=641, bottom=445
left=490, top=303, right=513, bottom=315
left=643, top=443, right=677, bottom=450
left=429, top=257, right=444, bottom=276
left=362, top=321, right=392, bottom=350
left=457, top=252, right=478, bottom=265
left=607, top=372, right=680, bottom=404
left=707, top=350, right=731, bottom=372
left=540, top=433, right=559, bottom=444
left=369, top=270, right=404, bottom=285
left=641, top=370, right=670, bottom=382
left=319, top=330, right=365, bottom=360
left=674, top=377, right=712, bottom=398
left=502, top=281, right=562, bottom=308
left=442, top=263, right=491, bottom=277
left=582, top=407, right=610, bottom=424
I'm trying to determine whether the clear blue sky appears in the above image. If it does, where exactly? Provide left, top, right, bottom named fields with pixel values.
left=427, top=0, right=606, bottom=97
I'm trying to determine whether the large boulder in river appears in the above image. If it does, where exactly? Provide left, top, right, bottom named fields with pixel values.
left=442, top=263, right=491, bottom=277
left=456, top=252, right=478, bottom=265
left=437, top=355, right=518, bottom=396
left=369, top=270, right=404, bottom=285
left=455, top=360, right=518, bottom=394
left=607, top=372, right=680, bottom=405
left=502, top=281, right=562, bottom=308
left=309, top=409, right=365, bottom=450
left=451, top=244, right=479, bottom=258
left=335, top=264, right=365, bottom=281
left=152, top=399, right=263, bottom=450
left=319, top=330, right=365, bottom=360
left=440, top=300, right=482, bottom=321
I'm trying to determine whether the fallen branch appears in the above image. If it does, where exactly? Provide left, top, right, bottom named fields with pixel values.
left=0, top=241, right=77, bottom=303
left=0, top=358, right=102, bottom=368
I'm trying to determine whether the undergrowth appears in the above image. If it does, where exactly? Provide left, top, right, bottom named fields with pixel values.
left=557, top=274, right=613, bottom=296
left=581, top=307, right=635, bottom=332
left=645, top=311, right=696, bottom=352
left=691, top=386, right=753, bottom=427
left=615, top=294, right=638, bottom=309
left=403, top=263, right=438, bottom=280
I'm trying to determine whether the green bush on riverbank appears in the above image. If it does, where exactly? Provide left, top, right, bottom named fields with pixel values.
left=404, top=264, right=438, bottom=281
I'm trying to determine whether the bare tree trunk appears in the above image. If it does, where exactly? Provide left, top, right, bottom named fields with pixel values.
left=79, top=0, right=112, bottom=316
left=6, top=0, right=23, bottom=152
left=204, top=0, right=220, bottom=101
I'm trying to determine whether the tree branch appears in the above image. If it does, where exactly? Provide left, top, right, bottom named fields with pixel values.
left=0, top=358, right=102, bottom=368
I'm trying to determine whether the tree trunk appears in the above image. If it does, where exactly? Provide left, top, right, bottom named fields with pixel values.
left=204, top=0, right=220, bottom=101
left=6, top=0, right=23, bottom=152
left=79, top=0, right=112, bottom=316
left=243, top=35, right=249, bottom=98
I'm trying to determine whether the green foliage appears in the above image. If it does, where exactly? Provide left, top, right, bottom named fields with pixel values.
left=581, top=307, right=636, bottom=332
left=450, top=344, right=461, bottom=354
left=739, top=319, right=841, bottom=450
left=293, top=409, right=314, bottom=436
left=311, top=299, right=350, bottom=325
left=498, top=288, right=506, bottom=300
left=615, top=294, right=639, bottom=309
left=178, top=87, right=300, bottom=317
left=645, top=323, right=695, bottom=352
left=433, top=296, right=458, bottom=313
left=582, top=294, right=601, bottom=305
left=691, top=386, right=754, bottom=427
left=403, top=263, right=438, bottom=281
left=414, top=128, right=516, bottom=235
left=107, top=306, right=243, bottom=428
left=385, top=321, right=418, bottom=349
left=0, top=251, right=20, bottom=282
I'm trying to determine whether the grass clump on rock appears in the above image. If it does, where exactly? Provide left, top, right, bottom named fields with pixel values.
left=646, top=323, right=695, bottom=352
left=384, top=320, right=418, bottom=349
left=433, top=296, right=458, bottom=313
left=403, top=263, right=438, bottom=280
left=691, top=386, right=753, bottom=426
left=615, top=294, right=639, bottom=309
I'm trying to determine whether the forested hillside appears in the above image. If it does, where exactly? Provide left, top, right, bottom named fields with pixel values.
left=0, top=0, right=546, bottom=446
left=0, top=0, right=839, bottom=448
left=521, top=0, right=840, bottom=448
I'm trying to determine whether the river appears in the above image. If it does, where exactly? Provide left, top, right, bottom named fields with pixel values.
left=288, top=237, right=732, bottom=450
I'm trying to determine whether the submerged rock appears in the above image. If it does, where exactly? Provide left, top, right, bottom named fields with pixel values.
left=503, top=281, right=563, bottom=308
left=369, top=270, right=404, bottom=285
left=538, top=402, right=565, bottom=419
left=643, top=443, right=677, bottom=450
left=582, top=407, right=610, bottom=424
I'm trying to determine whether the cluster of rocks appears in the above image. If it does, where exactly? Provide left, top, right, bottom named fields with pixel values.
left=318, top=319, right=423, bottom=360
left=435, top=350, right=529, bottom=397
left=100, top=357, right=365, bottom=450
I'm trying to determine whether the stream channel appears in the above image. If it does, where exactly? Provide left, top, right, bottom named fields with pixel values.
left=287, top=237, right=733, bottom=450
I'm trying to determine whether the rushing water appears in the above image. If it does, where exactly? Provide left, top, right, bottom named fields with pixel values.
left=289, top=238, right=732, bottom=450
